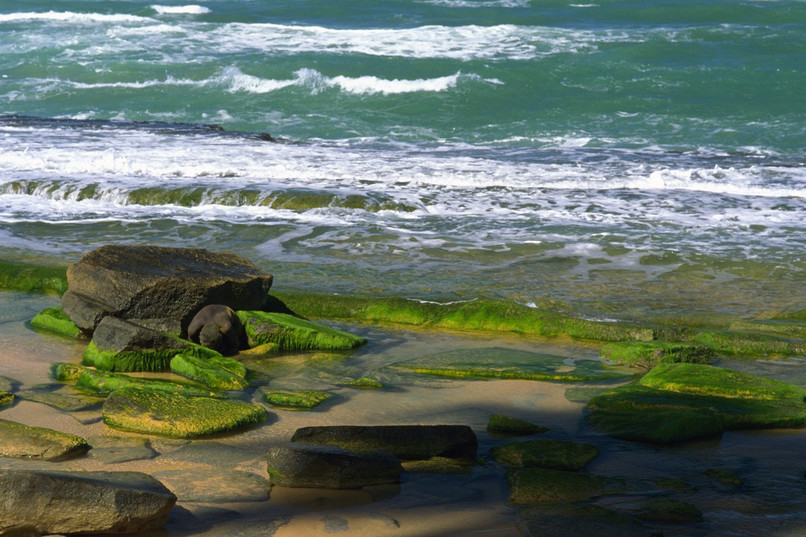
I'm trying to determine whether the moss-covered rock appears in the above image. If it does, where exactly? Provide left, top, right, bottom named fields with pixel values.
left=730, top=319, right=806, bottom=339
left=261, top=388, right=331, bottom=410
left=170, top=352, right=249, bottom=391
left=692, top=329, right=806, bottom=356
left=271, top=292, right=658, bottom=342
left=507, top=467, right=624, bottom=504
left=52, top=362, right=84, bottom=382
left=82, top=333, right=221, bottom=373
left=491, top=439, right=599, bottom=471
left=0, top=260, right=67, bottom=294
left=631, top=498, right=704, bottom=523
left=0, top=418, right=89, bottom=460
left=392, top=347, right=631, bottom=382
left=102, top=387, right=268, bottom=438
left=72, top=366, right=216, bottom=397
left=600, top=341, right=714, bottom=370
left=487, top=415, right=548, bottom=436
left=237, top=310, right=367, bottom=351
left=0, top=391, right=13, bottom=409
left=30, top=306, right=82, bottom=339
left=587, top=363, right=806, bottom=444
left=342, top=377, right=383, bottom=390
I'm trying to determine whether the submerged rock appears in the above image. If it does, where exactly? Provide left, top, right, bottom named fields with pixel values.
left=0, top=419, right=89, bottom=461
left=507, top=467, right=625, bottom=505
left=0, top=391, right=12, bottom=409
left=291, top=424, right=478, bottom=464
left=266, top=445, right=401, bottom=489
left=600, top=341, right=714, bottom=370
left=518, top=503, right=656, bottom=537
left=491, top=438, right=599, bottom=471
left=487, top=414, right=548, bottom=436
left=0, top=469, right=176, bottom=534
left=61, top=245, right=273, bottom=334
left=170, top=352, right=249, bottom=391
left=238, top=310, right=367, bottom=351
left=154, top=468, right=270, bottom=502
left=587, top=362, right=806, bottom=444
left=261, top=388, right=332, bottom=410
left=102, top=386, right=268, bottom=438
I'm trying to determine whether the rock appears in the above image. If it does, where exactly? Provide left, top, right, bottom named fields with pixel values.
left=188, top=304, right=245, bottom=355
left=0, top=392, right=12, bottom=409
left=600, top=341, right=714, bottom=370
left=29, top=306, right=81, bottom=339
left=266, top=445, right=401, bottom=489
left=0, top=469, right=176, bottom=534
left=487, top=414, right=548, bottom=436
left=72, top=364, right=217, bottom=397
left=237, top=311, right=367, bottom=351
left=102, top=386, right=268, bottom=438
left=506, top=467, right=625, bottom=504
left=153, top=468, right=270, bottom=502
left=587, top=363, right=806, bottom=444
left=61, top=245, right=273, bottom=333
left=0, top=419, right=89, bottom=461
left=83, top=316, right=190, bottom=371
left=491, top=438, right=599, bottom=471
left=260, top=388, right=331, bottom=410
left=291, top=424, right=478, bottom=464
left=518, top=503, right=656, bottom=537
left=89, top=436, right=158, bottom=464
left=631, top=498, right=704, bottom=523
left=170, top=352, right=249, bottom=391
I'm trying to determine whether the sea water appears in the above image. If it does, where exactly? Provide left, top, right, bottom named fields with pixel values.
left=1, top=0, right=805, bottom=320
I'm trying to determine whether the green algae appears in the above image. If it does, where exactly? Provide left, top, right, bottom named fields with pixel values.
left=587, top=363, right=806, bottom=444
left=491, top=438, right=599, bottom=471
left=237, top=310, right=367, bottom=351
left=170, top=352, right=249, bottom=391
left=261, top=388, right=331, bottom=410
left=58, top=363, right=217, bottom=397
left=0, top=391, right=13, bottom=409
left=391, top=347, right=631, bottom=383
left=102, top=386, right=268, bottom=438
left=730, top=319, right=806, bottom=339
left=30, top=306, right=82, bottom=339
left=271, top=292, right=657, bottom=342
left=692, top=329, right=806, bottom=356
left=0, top=260, right=67, bottom=294
left=342, top=376, right=383, bottom=390
left=487, top=414, right=548, bottom=436
left=82, top=336, right=223, bottom=373
left=506, top=467, right=624, bottom=505
left=600, top=341, right=714, bottom=370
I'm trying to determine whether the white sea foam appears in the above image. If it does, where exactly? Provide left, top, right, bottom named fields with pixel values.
left=221, top=66, right=477, bottom=95
left=151, top=5, right=211, bottom=15
left=0, top=11, right=153, bottom=24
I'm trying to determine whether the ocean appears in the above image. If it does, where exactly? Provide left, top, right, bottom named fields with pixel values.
left=1, top=0, right=805, bottom=321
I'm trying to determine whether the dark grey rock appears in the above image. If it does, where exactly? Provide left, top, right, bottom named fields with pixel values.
left=291, top=425, right=478, bottom=463
left=91, top=316, right=187, bottom=354
left=266, top=445, right=401, bottom=489
left=61, top=245, right=273, bottom=334
left=0, top=469, right=176, bottom=534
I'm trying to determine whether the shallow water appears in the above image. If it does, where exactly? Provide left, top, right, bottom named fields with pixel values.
left=4, top=291, right=806, bottom=536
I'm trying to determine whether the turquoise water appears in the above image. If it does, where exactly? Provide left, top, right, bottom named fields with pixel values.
left=1, top=0, right=805, bottom=320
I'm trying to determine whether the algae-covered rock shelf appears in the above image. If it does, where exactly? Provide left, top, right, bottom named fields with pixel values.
left=4, top=248, right=806, bottom=536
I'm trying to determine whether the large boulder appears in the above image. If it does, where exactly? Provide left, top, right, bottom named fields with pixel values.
left=291, top=424, right=478, bottom=464
left=266, top=445, right=401, bottom=489
left=61, top=245, right=273, bottom=334
left=0, top=419, right=89, bottom=461
left=0, top=469, right=176, bottom=534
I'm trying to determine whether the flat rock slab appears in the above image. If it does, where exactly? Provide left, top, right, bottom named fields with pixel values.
left=61, top=245, right=273, bottom=333
left=0, top=469, right=176, bottom=535
left=89, top=436, right=158, bottom=464
left=154, top=468, right=270, bottom=502
left=103, top=387, right=269, bottom=438
left=0, top=418, right=89, bottom=461
left=291, top=424, right=478, bottom=463
left=267, top=445, right=401, bottom=489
